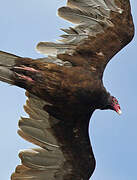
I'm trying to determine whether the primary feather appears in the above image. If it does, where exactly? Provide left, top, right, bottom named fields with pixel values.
left=0, top=0, right=134, bottom=179
left=36, top=0, right=122, bottom=55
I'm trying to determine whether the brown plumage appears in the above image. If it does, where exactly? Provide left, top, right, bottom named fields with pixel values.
left=0, top=0, right=134, bottom=179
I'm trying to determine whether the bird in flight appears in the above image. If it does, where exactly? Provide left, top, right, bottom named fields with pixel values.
left=0, top=0, right=134, bottom=179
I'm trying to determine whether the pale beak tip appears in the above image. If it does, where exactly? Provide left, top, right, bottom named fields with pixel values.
left=117, top=109, right=122, bottom=115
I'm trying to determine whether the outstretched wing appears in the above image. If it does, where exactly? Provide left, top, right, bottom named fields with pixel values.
left=0, top=50, right=95, bottom=179
left=11, top=91, right=95, bottom=180
left=36, top=0, right=134, bottom=78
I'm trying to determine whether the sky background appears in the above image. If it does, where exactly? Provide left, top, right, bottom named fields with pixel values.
left=0, top=0, right=136, bottom=179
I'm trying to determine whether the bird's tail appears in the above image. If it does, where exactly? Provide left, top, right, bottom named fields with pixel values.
left=0, top=50, right=65, bottom=101
left=0, top=51, right=45, bottom=93
left=0, top=51, right=20, bottom=84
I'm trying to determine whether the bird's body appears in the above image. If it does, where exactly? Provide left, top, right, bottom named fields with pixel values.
left=0, top=0, right=134, bottom=179
left=14, top=58, right=107, bottom=108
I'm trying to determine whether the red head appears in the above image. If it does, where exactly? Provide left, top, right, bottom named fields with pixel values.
left=111, top=97, right=122, bottom=115
left=101, top=96, right=122, bottom=115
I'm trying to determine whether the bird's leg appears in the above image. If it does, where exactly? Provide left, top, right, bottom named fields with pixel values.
left=13, top=66, right=39, bottom=73
left=0, top=53, right=44, bottom=89
left=14, top=72, right=35, bottom=83
left=12, top=66, right=41, bottom=83
left=0, top=51, right=66, bottom=101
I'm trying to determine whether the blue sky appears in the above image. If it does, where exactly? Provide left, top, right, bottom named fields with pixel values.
left=0, top=0, right=137, bottom=179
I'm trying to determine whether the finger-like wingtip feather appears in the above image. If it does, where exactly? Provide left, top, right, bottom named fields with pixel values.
left=36, top=41, right=75, bottom=56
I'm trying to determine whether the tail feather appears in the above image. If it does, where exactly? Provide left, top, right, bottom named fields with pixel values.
left=0, top=66, right=13, bottom=84
left=0, top=51, right=19, bottom=84
left=0, top=51, right=19, bottom=65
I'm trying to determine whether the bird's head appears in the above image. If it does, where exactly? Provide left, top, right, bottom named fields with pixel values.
left=110, top=96, right=122, bottom=115
left=101, top=96, right=122, bottom=115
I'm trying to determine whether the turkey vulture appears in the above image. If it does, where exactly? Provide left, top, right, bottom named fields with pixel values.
left=0, top=0, right=134, bottom=179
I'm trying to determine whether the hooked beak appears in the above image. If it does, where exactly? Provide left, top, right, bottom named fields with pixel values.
left=111, top=97, right=122, bottom=115
left=113, top=104, right=122, bottom=115
left=117, top=109, right=122, bottom=115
